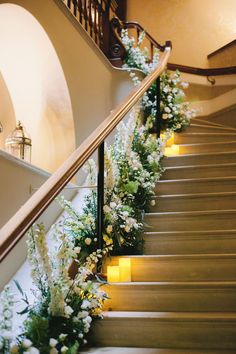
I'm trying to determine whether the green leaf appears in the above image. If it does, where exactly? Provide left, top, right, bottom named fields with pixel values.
left=17, top=306, right=30, bottom=315
left=14, top=279, right=24, bottom=296
left=124, top=181, right=139, bottom=194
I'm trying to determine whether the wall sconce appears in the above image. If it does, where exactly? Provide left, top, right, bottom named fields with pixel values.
left=0, top=121, right=3, bottom=133
left=5, top=121, right=32, bottom=162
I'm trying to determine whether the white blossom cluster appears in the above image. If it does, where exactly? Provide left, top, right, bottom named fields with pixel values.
left=0, top=285, right=14, bottom=353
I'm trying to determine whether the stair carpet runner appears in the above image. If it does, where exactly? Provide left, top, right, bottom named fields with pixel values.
left=82, top=118, right=236, bottom=354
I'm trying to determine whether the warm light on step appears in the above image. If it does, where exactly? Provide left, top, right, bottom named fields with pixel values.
left=161, top=132, right=175, bottom=147
left=107, top=266, right=120, bottom=282
left=119, top=258, right=131, bottom=282
left=107, top=258, right=132, bottom=282
left=165, top=144, right=179, bottom=156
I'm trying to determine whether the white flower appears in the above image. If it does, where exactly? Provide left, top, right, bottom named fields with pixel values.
left=2, top=330, right=13, bottom=340
left=77, top=310, right=89, bottom=319
left=61, top=346, right=68, bottom=353
left=103, top=205, right=111, bottom=213
left=110, top=202, right=116, bottom=209
left=150, top=200, right=156, bottom=206
left=78, top=333, right=84, bottom=339
left=81, top=300, right=91, bottom=310
left=85, top=238, right=92, bottom=245
left=64, top=305, right=73, bottom=317
left=49, top=338, right=58, bottom=348
left=74, top=247, right=81, bottom=254
left=59, top=333, right=67, bottom=341
left=22, top=339, right=32, bottom=349
left=84, top=315, right=92, bottom=324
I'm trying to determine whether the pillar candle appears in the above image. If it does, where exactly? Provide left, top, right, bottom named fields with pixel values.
left=119, top=258, right=131, bottom=282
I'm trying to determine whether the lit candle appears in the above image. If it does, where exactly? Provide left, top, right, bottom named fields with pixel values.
left=171, top=144, right=179, bottom=155
left=119, top=258, right=131, bottom=282
left=107, top=266, right=120, bottom=282
left=165, top=144, right=179, bottom=156
left=166, top=133, right=175, bottom=147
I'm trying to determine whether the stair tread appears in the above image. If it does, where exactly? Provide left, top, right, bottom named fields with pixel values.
left=105, top=281, right=236, bottom=288
left=178, top=133, right=236, bottom=136
left=155, top=191, right=236, bottom=199
left=81, top=348, right=236, bottom=354
left=178, top=140, right=236, bottom=146
left=190, top=123, right=236, bottom=132
left=115, top=253, right=236, bottom=260
left=164, top=162, right=236, bottom=170
left=146, top=209, right=236, bottom=216
left=158, top=175, right=236, bottom=183
left=145, top=229, right=236, bottom=235
left=191, top=118, right=236, bottom=131
left=102, top=311, right=236, bottom=321
left=165, top=150, right=236, bottom=159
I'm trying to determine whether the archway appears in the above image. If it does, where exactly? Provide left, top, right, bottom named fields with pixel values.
left=0, top=3, right=75, bottom=172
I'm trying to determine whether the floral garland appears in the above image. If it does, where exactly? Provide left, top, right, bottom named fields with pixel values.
left=0, top=30, right=195, bottom=353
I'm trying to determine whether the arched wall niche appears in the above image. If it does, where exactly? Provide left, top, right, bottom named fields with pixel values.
left=0, top=3, right=75, bottom=172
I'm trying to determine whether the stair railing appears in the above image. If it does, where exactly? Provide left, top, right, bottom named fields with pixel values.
left=0, top=42, right=171, bottom=263
left=59, top=0, right=126, bottom=64
left=110, top=17, right=236, bottom=75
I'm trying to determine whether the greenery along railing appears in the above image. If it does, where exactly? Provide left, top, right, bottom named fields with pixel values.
left=110, top=18, right=236, bottom=75
left=0, top=43, right=171, bottom=264
left=0, top=31, right=173, bottom=351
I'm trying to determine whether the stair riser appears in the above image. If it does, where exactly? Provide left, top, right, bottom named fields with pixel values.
left=144, top=235, right=236, bottom=255
left=164, top=153, right=236, bottom=167
left=175, top=134, right=236, bottom=144
left=179, top=142, right=236, bottom=154
left=186, top=125, right=235, bottom=134
left=145, top=213, right=236, bottom=232
left=106, top=257, right=236, bottom=281
left=156, top=180, right=236, bottom=195
left=90, top=318, right=236, bottom=349
left=103, top=286, right=236, bottom=312
left=162, top=164, right=236, bottom=180
left=151, top=195, right=236, bottom=212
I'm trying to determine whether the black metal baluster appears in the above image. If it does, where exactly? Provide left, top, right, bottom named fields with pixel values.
left=97, top=142, right=104, bottom=249
left=155, top=77, right=161, bottom=138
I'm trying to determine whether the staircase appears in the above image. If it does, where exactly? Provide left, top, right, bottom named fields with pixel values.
left=83, top=118, right=236, bottom=353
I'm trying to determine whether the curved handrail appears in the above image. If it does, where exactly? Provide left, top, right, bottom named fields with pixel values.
left=167, top=63, right=236, bottom=76
left=110, top=18, right=236, bottom=76
left=0, top=45, right=171, bottom=263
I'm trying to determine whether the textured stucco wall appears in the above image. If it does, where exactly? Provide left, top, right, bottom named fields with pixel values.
left=127, top=0, right=236, bottom=67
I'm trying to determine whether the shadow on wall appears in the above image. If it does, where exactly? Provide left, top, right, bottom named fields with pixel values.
left=0, top=3, right=75, bottom=173
left=0, top=72, right=16, bottom=147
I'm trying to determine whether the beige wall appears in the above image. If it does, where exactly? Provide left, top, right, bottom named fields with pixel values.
left=127, top=0, right=236, bottom=67
left=0, top=0, right=132, bottom=172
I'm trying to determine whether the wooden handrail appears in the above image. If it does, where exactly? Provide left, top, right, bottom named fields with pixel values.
left=110, top=18, right=236, bottom=76
left=0, top=46, right=171, bottom=263
left=167, top=63, right=236, bottom=76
